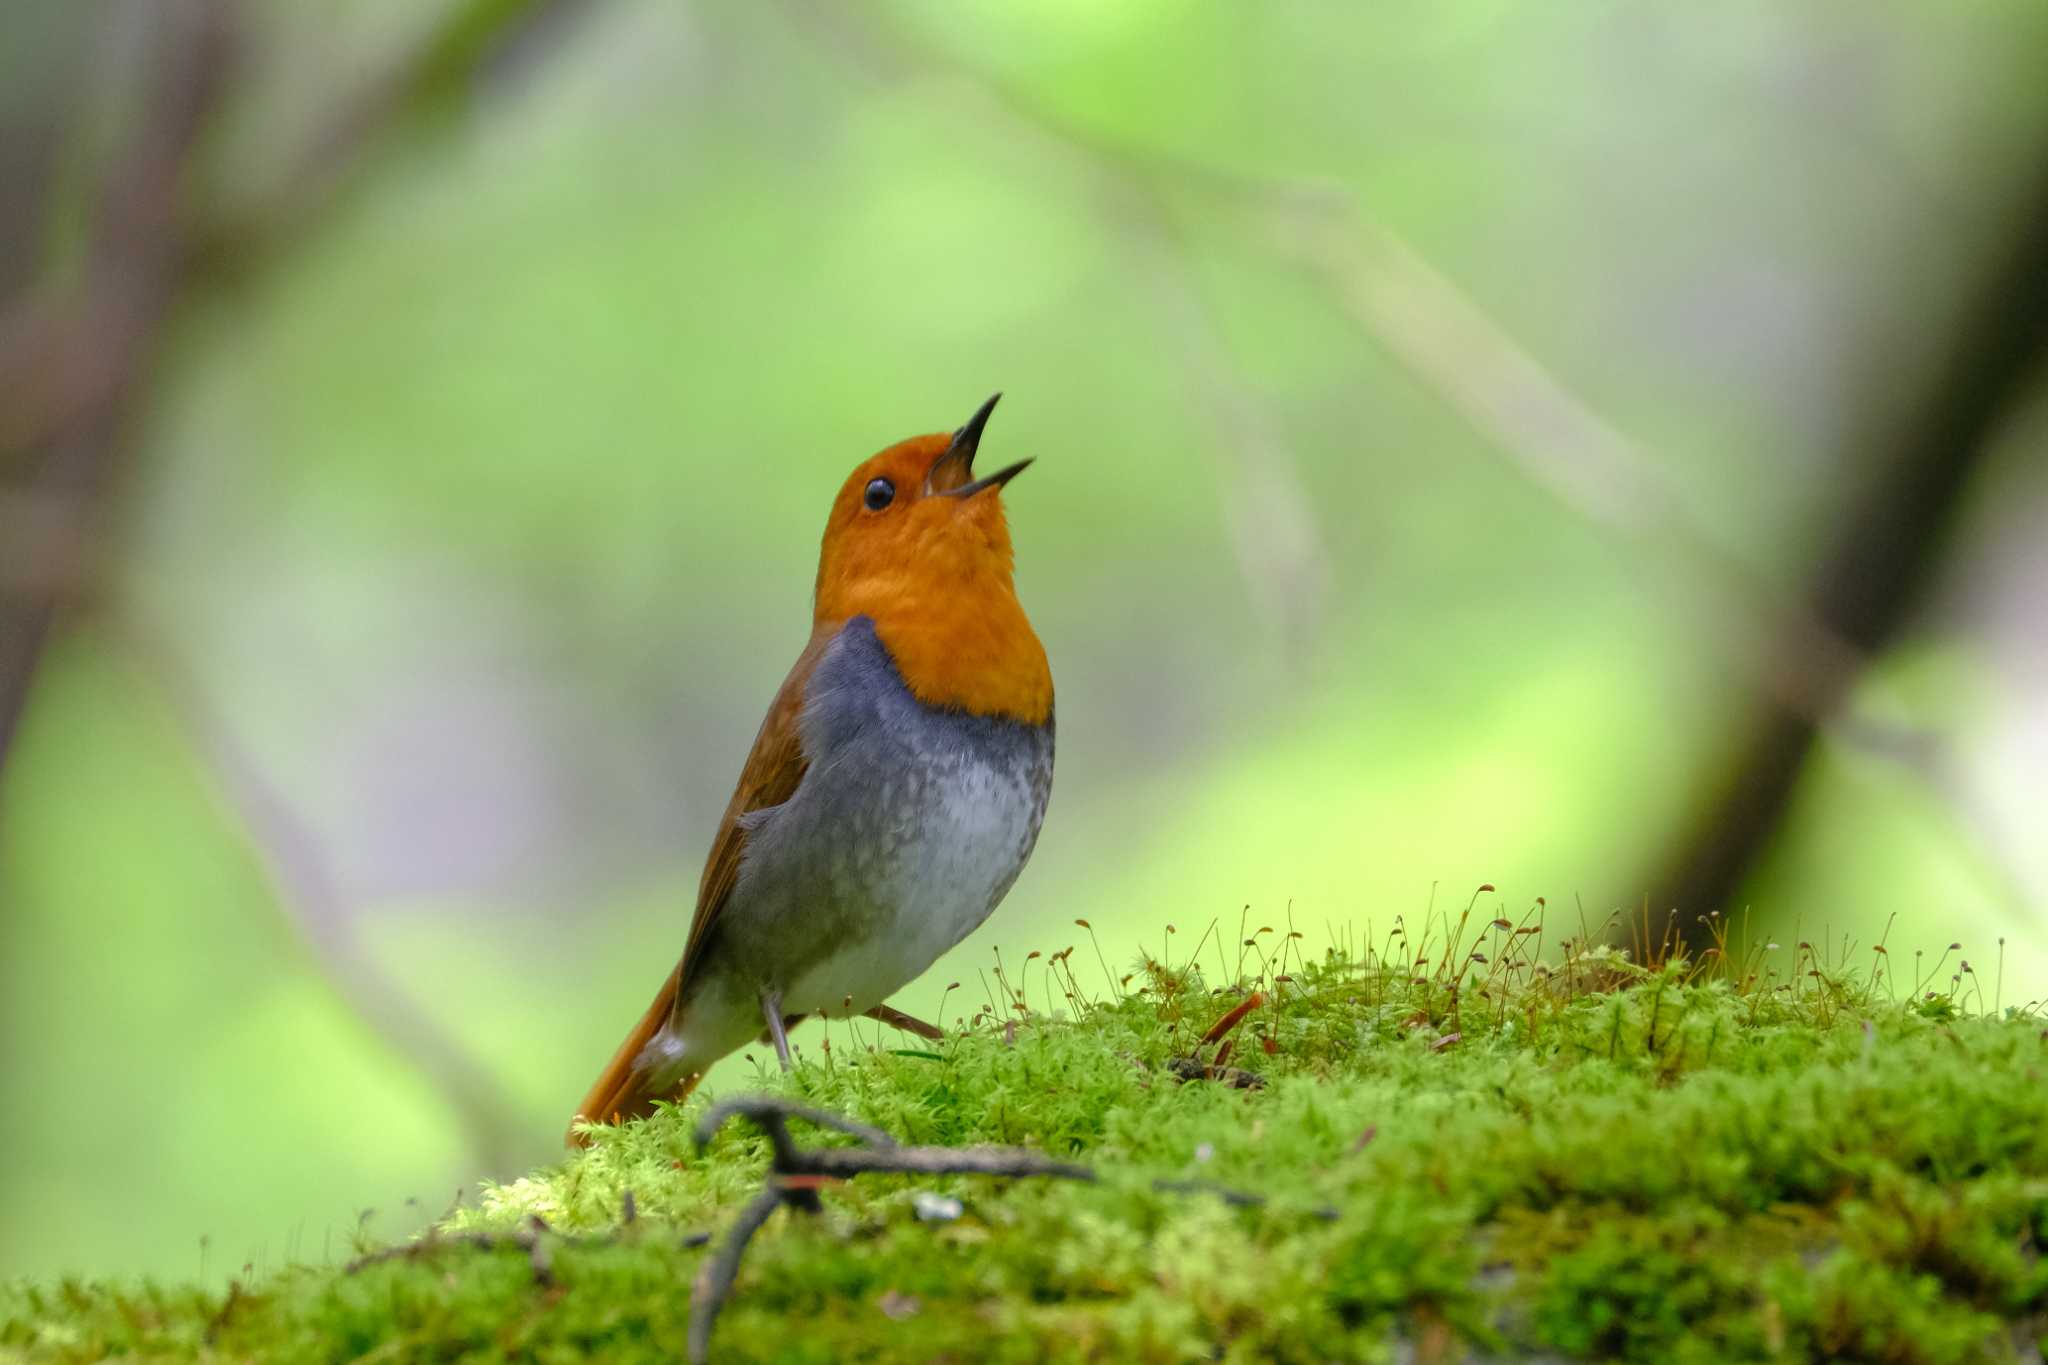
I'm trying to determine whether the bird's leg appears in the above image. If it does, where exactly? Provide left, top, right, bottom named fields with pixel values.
left=759, top=989, right=793, bottom=1070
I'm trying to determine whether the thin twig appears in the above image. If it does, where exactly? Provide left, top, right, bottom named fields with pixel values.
left=344, top=1210, right=708, bottom=1280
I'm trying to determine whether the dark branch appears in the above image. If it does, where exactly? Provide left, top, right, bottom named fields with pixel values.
left=686, top=1098, right=1098, bottom=1364
left=693, top=1095, right=900, bottom=1157
left=683, top=1094, right=1314, bottom=1364
left=335, top=1094, right=1336, bottom=1364
left=687, top=1188, right=785, bottom=1365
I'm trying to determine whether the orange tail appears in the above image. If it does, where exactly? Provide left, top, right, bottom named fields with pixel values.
left=566, top=961, right=700, bottom=1147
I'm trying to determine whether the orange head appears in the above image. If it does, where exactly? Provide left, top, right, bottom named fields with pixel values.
left=814, top=394, right=1051, bottom=725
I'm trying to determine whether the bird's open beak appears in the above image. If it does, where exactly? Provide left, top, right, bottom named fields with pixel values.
left=926, top=392, right=1032, bottom=498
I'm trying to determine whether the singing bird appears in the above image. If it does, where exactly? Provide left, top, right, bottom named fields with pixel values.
left=569, top=395, right=1053, bottom=1144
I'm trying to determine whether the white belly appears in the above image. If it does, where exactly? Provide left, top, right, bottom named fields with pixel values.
left=778, top=750, right=1036, bottom=1019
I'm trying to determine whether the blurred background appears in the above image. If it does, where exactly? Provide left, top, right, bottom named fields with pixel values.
left=3, top=0, right=2046, bottom=1283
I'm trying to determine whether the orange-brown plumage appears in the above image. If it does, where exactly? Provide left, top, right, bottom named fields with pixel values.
left=570, top=396, right=1052, bottom=1145
left=813, top=433, right=1051, bottom=726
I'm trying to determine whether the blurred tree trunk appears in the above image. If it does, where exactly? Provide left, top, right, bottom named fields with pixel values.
left=1647, top=168, right=2048, bottom=943
left=0, top=0, right=598, bottom=1174
left=0, top=0, right=230, bottom=772
left=1, top=0, right=590, bottom=765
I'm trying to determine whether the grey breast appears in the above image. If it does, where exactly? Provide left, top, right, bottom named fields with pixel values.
left=713, top=616, right=1054, bottom=985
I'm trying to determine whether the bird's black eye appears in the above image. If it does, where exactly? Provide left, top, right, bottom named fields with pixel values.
left=863, top=478, right=895, bottom=511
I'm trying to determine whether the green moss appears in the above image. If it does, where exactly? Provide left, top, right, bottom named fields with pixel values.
left=6, top=920, right=2047, bottom=1362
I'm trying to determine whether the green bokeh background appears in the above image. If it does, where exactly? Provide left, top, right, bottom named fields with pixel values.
left=4, top=0, right=2046, bottom=1281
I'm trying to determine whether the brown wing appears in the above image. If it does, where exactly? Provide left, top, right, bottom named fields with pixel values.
left=568, top=621, right=835, bottom=1143
left=672, top=619, right=836, bottom=995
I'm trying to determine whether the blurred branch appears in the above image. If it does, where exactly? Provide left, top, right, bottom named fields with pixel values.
left=115, top=619, right=526, bottom=1175
left=186, top=0, right=601, bottom=287
left=1298, top=201, right=2043, bottom=917
left=1121, top=191, right=1331, bottom=661
left=1291, top=214, right=1875, bottom=712
left=787, top=3, right=2042, bottom=925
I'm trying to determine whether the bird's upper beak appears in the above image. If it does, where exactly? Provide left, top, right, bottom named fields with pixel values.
left=925, top=392, right=1032, bottom=498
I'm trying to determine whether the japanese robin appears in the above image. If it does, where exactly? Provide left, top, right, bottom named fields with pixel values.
left=569, top=395, right=1052, bottom=1143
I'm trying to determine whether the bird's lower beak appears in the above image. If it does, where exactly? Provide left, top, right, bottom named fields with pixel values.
left=926, top=392, right=1027, bottom=497
left=944, top=457, right=1032, bottom=498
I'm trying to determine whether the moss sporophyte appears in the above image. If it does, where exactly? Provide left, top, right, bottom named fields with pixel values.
left=7, top=902, right=2046, bottom=1362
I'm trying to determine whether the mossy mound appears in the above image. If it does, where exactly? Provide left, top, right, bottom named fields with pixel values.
left=7, top=919, right=2047, bottom=1362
